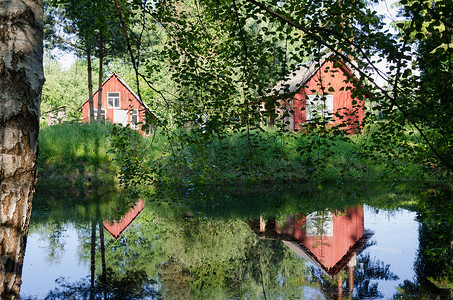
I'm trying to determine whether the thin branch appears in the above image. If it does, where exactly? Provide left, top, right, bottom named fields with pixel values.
left=232, top=0, right=252, bottom=141
left=112, top=0, right=142, bottom=102
left=195, top=0, right=214, bottom=50
left=113, top=0, right=180, bottom=161
left=246, top=0, right=452, bottom=170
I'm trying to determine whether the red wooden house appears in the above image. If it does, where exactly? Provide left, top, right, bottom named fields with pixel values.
left=81, top=73, right=156, bottom=134
left=267, top=54, right=365, bottom=133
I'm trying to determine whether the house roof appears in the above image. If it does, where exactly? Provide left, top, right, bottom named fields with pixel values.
left=252, top=225, right=373, bottom=278
left=282, top=231, right=373, bottom=278
left=270, top=53, right=358, bottom=96
left=103, top=199, right=145, bottom=240
left=80, top=72, right=158, bottom=119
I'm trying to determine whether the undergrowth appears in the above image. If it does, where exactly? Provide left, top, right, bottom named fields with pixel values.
left=156, top=128, right=434, bottom=187
left=37, top=123, right=438, bottom=191
left=37, top=123, right=118, bottom=188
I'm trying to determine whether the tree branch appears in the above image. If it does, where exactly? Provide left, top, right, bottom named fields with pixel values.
left=246, top=0, right=452, bottom=170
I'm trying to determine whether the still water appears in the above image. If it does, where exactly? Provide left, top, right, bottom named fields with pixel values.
left=18, top=185, right=452, bottom=299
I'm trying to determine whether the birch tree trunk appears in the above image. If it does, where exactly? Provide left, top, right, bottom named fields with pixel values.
left=0, top=1, right=44, bottom=299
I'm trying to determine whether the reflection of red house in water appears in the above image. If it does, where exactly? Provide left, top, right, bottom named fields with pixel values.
left=250, top=205, right=372, bottom=288
left=291, top=206, right=369, bottom=277
left=103, top=199, right=145, bottom=240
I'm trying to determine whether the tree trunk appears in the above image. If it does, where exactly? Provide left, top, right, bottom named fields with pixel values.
left=97, top=33, right=104, bottom=123
left=0, top=1, right=44, bottom=299
left=90, top=221, right=96, bottom=300
left=99, top=222, right=107, bottom=298
left=337, top=275, right=343, bottom=300
left=86, top=43, right=95, bottom=123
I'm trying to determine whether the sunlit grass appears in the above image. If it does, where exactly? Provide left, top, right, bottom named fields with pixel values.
left=38, top=123, right=119, bottom=187
left=37, top=123, right=438, bottom=190
left=151, top=127, right=436, bottom=186
left=39, top=123, right=114, bottom=166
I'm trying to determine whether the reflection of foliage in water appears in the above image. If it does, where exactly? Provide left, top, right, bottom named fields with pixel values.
left=30, top=186, right=140, bottom=267
left=34, top=221, right=67, bottom=264
left=41, top=273, right=159, bottom=299
left=310, top=238, right=399, bottom=299
left=176, top=182, right=421, bottom=222
left=27, top=183, right=440, bottom=298
left=393, top=188, right=453, bottom=299
left=305, top=210, right=333, bottom=264
left=153, top=211, right=319, bottom=299
left=158, top=216, right=255, bottom=298
left=31, top=184, right=137, bottom=225
left=354, top=250, right=399, bottom=299
left=239, top=239, right=318, bottom=299
left=44, top=207, right=164, bottom=299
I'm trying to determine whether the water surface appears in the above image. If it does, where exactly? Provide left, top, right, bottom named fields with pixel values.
left=19, top=184, right=451, bottom=299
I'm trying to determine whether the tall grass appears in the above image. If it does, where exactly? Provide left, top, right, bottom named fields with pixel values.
left=37, top=123, right=436, bottom=190
left=39, top=123, right=114, bottom=167
left=38, top=123, right=119, bottom=187
left=156, top=127, right=433, bottom=186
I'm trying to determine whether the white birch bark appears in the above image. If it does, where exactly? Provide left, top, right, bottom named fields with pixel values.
left=0, top=0, right=44, bottom=298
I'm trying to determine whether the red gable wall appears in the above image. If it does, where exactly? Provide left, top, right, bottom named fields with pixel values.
left=292, top=61, right=364, bottom=133
left=103, top=199, right=145, bottom=240
left=293, top=206, right=364, bottom=271
left=81, top=74, right=148, bottom=134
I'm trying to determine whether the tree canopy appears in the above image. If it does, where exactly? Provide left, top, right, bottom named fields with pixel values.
left=39, top=0, right=453, bottom=178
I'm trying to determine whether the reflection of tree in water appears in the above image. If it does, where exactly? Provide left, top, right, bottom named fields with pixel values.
left=157, top=216, right=318, bottom=299
left=32, top=195, right=162, bottom=300
left=354, top=252, right=399, bottom=298
left=27, top=197, right=418, bottom=299
left=305, top=211, right=333, bottom=264
left=238, top=238, right=318, bottom=299
left=393, top=189, right=453, bottom=299
left=316, top=241, right=398, bottom=299
left=42, top=270, right=159, bottom=299
left=352, top=241, right=399, bottom=299
left=41, top=219, right=160, bottom=300
left=35, top=221, right=67, bottom=264
left=159, top=260, right=193, bottom=299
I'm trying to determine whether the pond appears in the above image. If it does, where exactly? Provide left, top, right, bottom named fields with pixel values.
left=16, top=184, right=453, bottom=299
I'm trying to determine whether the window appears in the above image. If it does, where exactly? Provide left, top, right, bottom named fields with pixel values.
left=93, top=109, right=106, bottom=121
left=107, top=92, right=120, bottom=108
left=306, top=94, right=333, bottom=122
left=130, top=109, right=139, bottom=129
left=305, top=211, right=333, bottom=237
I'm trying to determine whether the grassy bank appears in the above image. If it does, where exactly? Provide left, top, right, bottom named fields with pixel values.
left=37, top=123, right=119, bottom=188
left=37, top=123, right=437, bottom=191
left=155, top=128, right=434, bottom=187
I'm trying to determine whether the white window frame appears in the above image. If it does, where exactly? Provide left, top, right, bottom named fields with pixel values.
left=306, top=94, right=334, bottom=122
left=93, top=109, right=106, bottom=121
left=107, top=92, right=120, bottom=108
left=306, top=211, right=333, bottom=237
left=130, top=109, right=139, bottom=129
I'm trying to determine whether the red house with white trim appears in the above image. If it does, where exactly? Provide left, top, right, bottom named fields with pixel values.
left=266, top=54, right=365, bottom=133
left=81, top=73, right=156, bottom=134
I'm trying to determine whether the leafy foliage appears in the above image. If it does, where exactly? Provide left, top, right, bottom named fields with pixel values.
left=43, top=0, right=453, bottom=188
left=41, top=57, right=87, bottom=121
